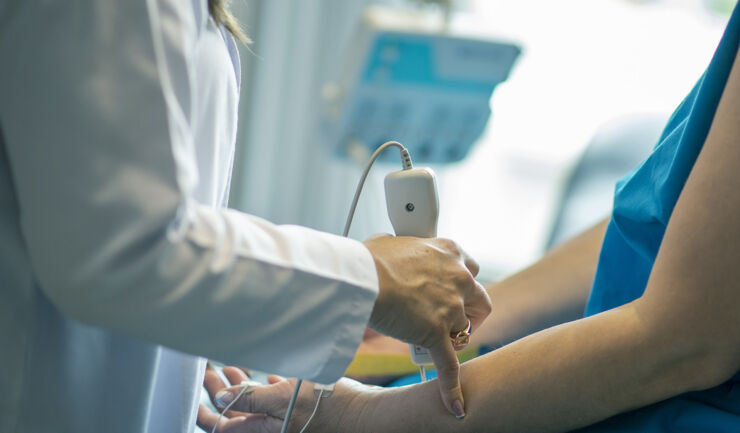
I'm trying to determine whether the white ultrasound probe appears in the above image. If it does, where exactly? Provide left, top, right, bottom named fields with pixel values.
left=277, top=142, right=439, bottom=433
left=384, top=167, right=440, bottom=367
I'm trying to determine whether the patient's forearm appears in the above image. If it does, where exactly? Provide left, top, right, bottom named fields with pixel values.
left=472, top=218, right=608, bottom=347
left=357, top=301, right=713, bottom=433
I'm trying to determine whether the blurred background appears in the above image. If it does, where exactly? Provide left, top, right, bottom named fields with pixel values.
left=227, top=0, right=736, bottom=281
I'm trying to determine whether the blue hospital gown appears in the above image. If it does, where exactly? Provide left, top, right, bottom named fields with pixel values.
left=577, top=3, right=740, bottom=432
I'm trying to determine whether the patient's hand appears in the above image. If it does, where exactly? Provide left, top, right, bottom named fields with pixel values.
left=200, top=366, right=374, bottom=433
left=197, top=366, right=284, bottom=433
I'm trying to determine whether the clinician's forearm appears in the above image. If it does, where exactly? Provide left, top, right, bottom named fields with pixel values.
left=0, top=0, right=380, bottom=385
left=356, top=301, right=716, bottom=433
left=57, top=206, right=379, bottom=383
left=472, top=218, right=608, bottom=347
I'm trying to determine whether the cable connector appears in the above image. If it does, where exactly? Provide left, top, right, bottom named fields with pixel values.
left=399, top=147, right=413, bottom=170
left=314, top=382, right=335, bottom=398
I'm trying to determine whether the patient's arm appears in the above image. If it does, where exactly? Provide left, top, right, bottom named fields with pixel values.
left=354, top=218, right=607, bottom=358
left=350, top=220, right=606, bottom=384
left=350, top=44, right=740, bottom=433
left=471, top=218, right=608, bottom=347
left=217, top=45, right=740, bottom=433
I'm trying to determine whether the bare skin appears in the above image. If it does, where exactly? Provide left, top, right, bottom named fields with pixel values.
left=362, top=235, right=492, bottom=415
left=348, top=218, right=607, bottom=385
left=471, top=218, right=608, bottom=348
left=200, top=45, right=740, bottom=433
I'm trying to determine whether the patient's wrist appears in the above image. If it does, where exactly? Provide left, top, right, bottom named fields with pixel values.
left=308, top=378, right=373, bottom=433
left=334, top=378, right=386, bottom=433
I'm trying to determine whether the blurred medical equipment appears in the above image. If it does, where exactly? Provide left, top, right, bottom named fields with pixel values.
left=321, top=5, right=521, bottom=164
left=385, top=165, right=440, bottom=378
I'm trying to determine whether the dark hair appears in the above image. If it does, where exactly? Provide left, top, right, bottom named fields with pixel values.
left=208, top=0, right=250, bottom=44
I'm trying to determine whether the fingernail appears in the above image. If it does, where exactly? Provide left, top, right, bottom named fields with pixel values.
left=215, top=390, right=234, bottom=408
left=453, top=399, right=465, bottom=419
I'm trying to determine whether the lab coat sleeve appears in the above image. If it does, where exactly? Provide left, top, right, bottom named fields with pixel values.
left=0, top=1, right=378, bottom=383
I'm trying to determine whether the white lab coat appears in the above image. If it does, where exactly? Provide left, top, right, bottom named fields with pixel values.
left=0, top=1, right=379, bottom=432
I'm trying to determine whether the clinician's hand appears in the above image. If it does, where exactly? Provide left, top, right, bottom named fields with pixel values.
left=363, top=235, right=491, bottom=418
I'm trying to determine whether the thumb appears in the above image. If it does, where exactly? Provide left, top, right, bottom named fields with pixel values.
left=215, top=380, right=295, bottom=418
left=428, top=339, right=466, bottom=419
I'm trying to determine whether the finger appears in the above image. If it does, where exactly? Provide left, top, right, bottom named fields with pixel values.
left=464, top=281, right=492, bottom=332
left=204, top=369, right=229, bottom=406
left=197, top=404, right=232, bottom=432
left=218, top=380, right=295, bottom=418
left=452, top=306, right=471, bottom=335
left=241, top=414, right=284, bottom=433
left=266, top=375, right=284, bottom=385
left=221, top=367, right=257, bottom=417
left=205, top=370, right=251, bottom=418
left=459, top=247, right=480, bottom=277
left=199, top=404, right=276, bottom=433
left=225, top=414, right=277, bottom=433
left=223, top=366, right=250, bottom=385
left=428, top=338, right=465, bottom=419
